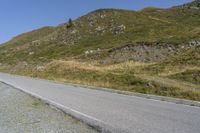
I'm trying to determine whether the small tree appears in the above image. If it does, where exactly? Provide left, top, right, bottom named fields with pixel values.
left=66, top=18, right=73, bottom=28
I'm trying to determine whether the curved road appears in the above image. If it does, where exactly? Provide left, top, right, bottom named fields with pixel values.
left=0, top=73, right=200, bottom=133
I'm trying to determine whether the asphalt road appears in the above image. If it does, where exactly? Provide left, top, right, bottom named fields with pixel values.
left=0, top=73, right=200, bottom=133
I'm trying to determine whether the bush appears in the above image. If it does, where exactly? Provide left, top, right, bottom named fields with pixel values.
left=66, top=18, right=73, bottom=28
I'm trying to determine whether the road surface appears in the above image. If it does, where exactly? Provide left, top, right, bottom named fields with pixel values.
left=0, top=73, right=200, bottom=133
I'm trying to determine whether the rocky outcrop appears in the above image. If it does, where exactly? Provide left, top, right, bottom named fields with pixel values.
left=176, top=0, right=200, bottom=11
left=103, top=41, right=199, bottom=64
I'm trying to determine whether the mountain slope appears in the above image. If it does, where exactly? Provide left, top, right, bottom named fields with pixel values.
left=1, top=1, right=200, bottom=64
left=0, top=0, right=200, bottom=101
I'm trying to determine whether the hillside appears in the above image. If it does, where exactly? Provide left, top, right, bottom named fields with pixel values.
left=0, top=0, right=200, bottom=101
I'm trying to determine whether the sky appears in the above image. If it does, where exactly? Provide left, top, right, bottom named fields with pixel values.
left=0, top=0, right=193, bottom=43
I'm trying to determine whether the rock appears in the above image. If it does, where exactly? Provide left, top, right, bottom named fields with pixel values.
left=96, top=26, right=104, bottom=32
left=189, top=39, right=200, bottom=47
left=71, top=29, right=78, bottom=34
left=100, top=14, right=106, bottom=19
left=36, top=65, right=44, bottom=71
left=102, top=42, right=189, bottom=64
left=181, top=46, right=185, bottom=49
left=85, top=49, right=101, bottom=55
left=112, top=24, right=126, bottom=34
left=97, top=48, right=101, bottom=52
left=147, top=81, right=155, bottom=88
left=29, top=52, right=34, bottom=55
left=95, top=26, right=105, bottom=35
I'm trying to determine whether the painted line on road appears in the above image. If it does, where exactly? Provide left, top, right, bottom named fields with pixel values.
left=0, top=81, right=113, bottom=133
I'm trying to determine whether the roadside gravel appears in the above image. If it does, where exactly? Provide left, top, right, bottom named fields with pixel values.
left=0, top=82, right=98, bottom=133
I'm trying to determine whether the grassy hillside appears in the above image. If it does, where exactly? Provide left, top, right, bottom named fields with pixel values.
left=1, top=0, right=200, bottom=64
left=0, top=0, right=200, bottom=101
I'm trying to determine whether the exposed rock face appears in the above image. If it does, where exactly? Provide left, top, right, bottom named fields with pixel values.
left=95, top=26, right=105, bottom=35
left=103, top=42, right=198, bottom=64
left=179, top=0, right=200, bottom=10
left=112, top=24, right=126, bottom=34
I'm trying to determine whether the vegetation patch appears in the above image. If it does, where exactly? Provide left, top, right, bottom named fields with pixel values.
left=168, top=69, right=200, bottom=85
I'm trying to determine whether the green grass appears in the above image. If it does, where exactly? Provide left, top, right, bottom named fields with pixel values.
left=32, top=100, right=42, bottom=107
left=0, top=3, right=200, bottom=65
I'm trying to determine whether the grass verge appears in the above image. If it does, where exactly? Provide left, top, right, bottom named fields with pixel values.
left=1, top=60, right=200, bottom=101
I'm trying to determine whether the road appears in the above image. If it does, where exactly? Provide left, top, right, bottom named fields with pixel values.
left=0, top=73, right=200, bottom=133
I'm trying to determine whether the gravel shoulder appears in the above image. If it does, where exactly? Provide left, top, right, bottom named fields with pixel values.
left=0, top=82, right=98, bottom=133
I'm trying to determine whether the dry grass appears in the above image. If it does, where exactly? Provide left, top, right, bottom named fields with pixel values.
left=1, top=59, right=200, bottom=101
left=138, top=75, right=200, bottom=91
left=158, top=66, right=200, bottom=76
left=45, top=60, right=150, bottom=73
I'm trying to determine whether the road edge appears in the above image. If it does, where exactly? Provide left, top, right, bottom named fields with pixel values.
left=72, top=83, right=200, bottom=107
left=0, top=81, right=114, bottom=133
left=1, top=72, right=200, bottom=108
left=34, top=77, right=200, bottom=108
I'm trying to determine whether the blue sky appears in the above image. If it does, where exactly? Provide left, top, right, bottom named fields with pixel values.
left=0, top=0, right=192, bottom=43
